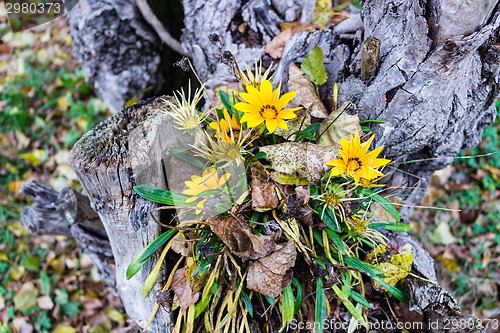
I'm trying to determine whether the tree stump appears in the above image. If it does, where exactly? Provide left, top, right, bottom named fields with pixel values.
left=69, top=97, right=177, bottom=331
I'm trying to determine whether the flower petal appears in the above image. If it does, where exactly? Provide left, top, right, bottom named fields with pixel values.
left=266, top=119, right=278, bottom=133
left=235, top=102, right=260, bottom=114
left=329, top=166, right=346, bottom=176
left=369, top=158, right=391, bottom=168
left=260, top=80, right=273, bottom=103
left=277, top=109, right=299, bottom=119
left=276, top=118, right=288, bottom=130
left=276, top=91, right=297, bottom=110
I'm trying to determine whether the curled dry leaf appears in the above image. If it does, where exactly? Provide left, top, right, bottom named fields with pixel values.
left=260, top=142, right=340, bottom=182
left=251, top=160, right=279, bottom=211
left=207, top=214, right=275, bottom=261
left=366, top=240, right=414, bottom=292
left=246, top=239, right=297, bottom=298
left=316, top=101, right=361, bottom=147
left=171, top=267, right=200, bottom=313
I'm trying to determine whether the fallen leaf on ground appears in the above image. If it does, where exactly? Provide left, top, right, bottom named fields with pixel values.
left=316, top=101, right=361, bottom=147
left=251, top=160, right=279, bottom=211
left=171, top=267, right=200, bottom=313
left=270, top=171, right=310, bottom=185
left=260, top=142, right=339, bottom=182
left=13, top=282, right=38, bottom=311
left=246, top=239, right=297, bottom=298
left=366, top=240, right=413, bottom=292
left=36, top=295, right=54, bottom=310
left=432, top=222, right=457, bottom=245
left=171, top=234, right=193, bottom=257
left=265, top=29, right=292, bottom=59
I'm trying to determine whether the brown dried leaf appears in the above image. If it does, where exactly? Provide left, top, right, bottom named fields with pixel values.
left=246, top=240, right=297, bottom=298
left=265, top=29, right=292, bottom=59
left=317, top=101, right=361, bottom=147
left=289, top=64, right=328, bottom=119
left=260, top=142, right=339, bottom=182
left=171, top=234, right=193, bottom=257
left=287, top=186, right=314, bottom=226
left=171, top=267, right=200, bottom=313
left=251, top=160, right=279, bottom=211
left=207, top=215, right=275, bottom=261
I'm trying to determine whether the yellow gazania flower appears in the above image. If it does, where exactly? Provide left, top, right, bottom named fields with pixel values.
left=182, top=168, right=230, bottom=213
left=326, top=130, right=390, bottom=184
left=208, top=110, right=241, bottom=142
left=238, top=60, right=273, bottom=89
left=234, top=80, right=300, bottom=134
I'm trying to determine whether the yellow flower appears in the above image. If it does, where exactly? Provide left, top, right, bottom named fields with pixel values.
left=326, top=130, right=390, bottom=184
left=162, top=82, right=211, bottom=133
left=192, top=127, right=251, bottom=168
left=208, top=110, right=241, bottom=142
left=182, top=168, right=230, bottom=213
left=238, top=60, right=273, bottom=89
left=234, top=80, right=300, bottom=134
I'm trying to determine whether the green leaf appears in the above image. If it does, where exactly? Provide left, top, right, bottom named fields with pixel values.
left=40, top=271, right=50, bottom=295
left=319, top=207, right=341, bottom=232
left=344, top=256, right=385, bottom=277
left=293, top=122, right=322, bottom=141
left=350, top=290, right=371, bottom=309
left=294, top=130, right=316, bottom=141
left=282, top=285, right=295, bottom=325
left=342, top=298, right=365, bottom=325
left=172, top=148, right=206, bottom=169
left=194, top=293, right=212, bottom=318
left=254, top=151, right=267, bottom=159
left=371, top=276, right=409, bottom=304
left=133, top=184, right=193, bottom=206
left=143, top=242, right=172, bottom=298
left=315, top=278, right=327, bottom=333
left=219, top=90, right=235, bottom=113
left=126, top=230, right=178, bottom=280
left=265, top=296, right=275, bottom=306
left=362, top=189, right=400, bottom=222
left=324, top=229, right=346, bottom=254
left=291, top=277, right=303, bottom=316
left=301, top=45, right=328, bottom=86
left=304, top=122, right=322, bottom=134
left=371, top=222, right=411, bottom=232
left=240, top=290, right=253, bottom=317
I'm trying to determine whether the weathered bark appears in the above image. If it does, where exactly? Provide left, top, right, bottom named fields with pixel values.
left=272, top=0, right=500, bottom=219
left=69, top=97, right=176, bottom=332
left=20, top=180, right=115, bottom=287
left=65, top=0, right=164, bottom=114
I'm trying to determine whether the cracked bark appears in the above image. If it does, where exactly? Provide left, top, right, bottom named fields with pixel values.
left=69, top=97, right=178, bottom=332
